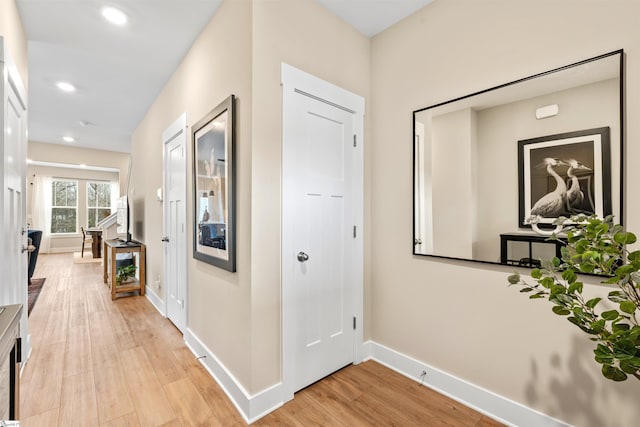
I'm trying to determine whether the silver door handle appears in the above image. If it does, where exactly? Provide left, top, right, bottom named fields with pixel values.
left=297, top=252, right=309, bottom=262
left=161, top=237, right=169, bottom=242
left=21, top=245, right=29, bottom=253
left=414, top=238, right=423, bottom=245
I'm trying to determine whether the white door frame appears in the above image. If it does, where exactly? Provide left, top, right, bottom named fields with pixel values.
left=281, top=63, right=364, bottom=401
left=1, top=38, right=30, bottom=360
left=414, top=121, right=432, bottom=254
left=162, top=112, right=188, bottom=332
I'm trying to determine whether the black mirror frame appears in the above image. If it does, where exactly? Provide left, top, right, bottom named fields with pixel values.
left=412, top=50, right=625, bottom=267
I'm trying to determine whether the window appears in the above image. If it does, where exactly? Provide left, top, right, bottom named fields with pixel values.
left=87, top=182, right=112, bottom=228
left=51, top=180, right=78, bottom=233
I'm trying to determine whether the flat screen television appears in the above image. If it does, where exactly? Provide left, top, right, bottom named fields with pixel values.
left=116, top=195, right=132, bottom=242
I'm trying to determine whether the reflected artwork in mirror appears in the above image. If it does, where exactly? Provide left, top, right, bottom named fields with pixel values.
left=413, top=50, right=623, bottom=266
left=193, top=94, right=236, bottom=272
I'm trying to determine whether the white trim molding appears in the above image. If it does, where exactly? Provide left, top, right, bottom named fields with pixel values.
left=364, top=341, right=570, bottom=427
left=162, top=112, right=189, bottom=333
left=281, top=62, right=366, bottom=401
left=184, top=328, right=283, bottom=424
left=48, top=247, right=81, bottom=254
left=145, top=286, right=166, bottom=316
left=176, top=332, right=566, bottom=425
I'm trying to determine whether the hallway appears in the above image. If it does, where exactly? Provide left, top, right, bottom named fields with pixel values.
left=20, top=253, right=502, bottom=426
left=21, top=252, right=246, bottom=426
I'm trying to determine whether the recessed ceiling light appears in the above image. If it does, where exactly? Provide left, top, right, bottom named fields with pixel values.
left=56, top=81, right=76, bottom=92
left=63, top=136, right=75, bottom=143
left=101, top=6, right=128, bottom=26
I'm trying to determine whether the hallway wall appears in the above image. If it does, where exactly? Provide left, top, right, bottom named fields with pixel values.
left=370, top=1, right=640, bottom=426
left=131, top=0, right=253, bottom=388
left=28, top=141, right=130, bottom=196
left=0, top=0, right=28, bottom=88
left=250, top=0, right=371, bottom=392
left=130, top=0, right=370, bottom=396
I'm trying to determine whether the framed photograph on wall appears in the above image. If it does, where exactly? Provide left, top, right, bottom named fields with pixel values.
left=518, top=127, right=611, bottom=228
left=192, top=94, right=236, bottom=272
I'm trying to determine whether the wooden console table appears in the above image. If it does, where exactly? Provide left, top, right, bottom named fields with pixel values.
left=0, top=304, right=22, bottom=420
left=103, top=239, right=146, bottom=301
left=86, top=227, right=103, bottom=258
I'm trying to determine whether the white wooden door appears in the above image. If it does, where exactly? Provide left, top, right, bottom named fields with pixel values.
left=163, top=114, right=188, bottom=333
left=282, top=64, right=364, bottom=396
left=1, top=41, right=29, bottom=356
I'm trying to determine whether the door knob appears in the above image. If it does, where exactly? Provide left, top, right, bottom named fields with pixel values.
left=161, top=237, right=170, bottom=242
left=414, top=238, right=423, bottom=245
left=21, top=245, right=28, bottom=253
left=297, top=252, right=309, bottom=262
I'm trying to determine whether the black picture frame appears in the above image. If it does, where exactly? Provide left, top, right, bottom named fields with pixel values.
left=518, top=127, right=611, bottom=228
left=192, top=94, right=236, bottom=272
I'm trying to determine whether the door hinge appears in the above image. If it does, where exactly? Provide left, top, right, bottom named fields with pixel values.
left=353, top=225, right=356, bottom=238
left=353, top=316, right=356, bottom=330
left=353, top=134, right=357, bottom=147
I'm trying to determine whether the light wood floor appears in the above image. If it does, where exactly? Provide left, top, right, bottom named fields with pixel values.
left=21, top=253, right=503, bottom=426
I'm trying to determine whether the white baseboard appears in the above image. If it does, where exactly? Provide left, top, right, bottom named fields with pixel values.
left=145, top=287, right=166, bottom=316
left=183, top=328, right=283, bottom=424
left=48, top=247, right=77, bottom=254
left=364, top=341, right=569, bottom=427
left=173, top=333, right=566, bottom=426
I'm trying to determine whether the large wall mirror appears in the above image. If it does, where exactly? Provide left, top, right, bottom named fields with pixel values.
left=413, top=50, right=624, bottom=266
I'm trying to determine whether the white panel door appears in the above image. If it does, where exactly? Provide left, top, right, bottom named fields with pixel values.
left=282, top=64, right=364, bottom=395
left=1, top=42, right=29, bottom=356
left=292, top=96, right=355, bottom=391
left=6, top=83, right=26, bottom=306
left=163, top=114, right=188, bottom=333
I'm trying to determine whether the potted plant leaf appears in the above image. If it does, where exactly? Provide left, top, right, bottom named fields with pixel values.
left=508, top=215, right=640, bottom=382
left=116, top=263, right=138, bottom=286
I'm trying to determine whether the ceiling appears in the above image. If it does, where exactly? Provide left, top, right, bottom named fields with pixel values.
left=17, top=0, right=433, bottom=154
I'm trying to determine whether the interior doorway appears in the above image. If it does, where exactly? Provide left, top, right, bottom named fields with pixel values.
left=1, top=41, right=30, bottom=360
left=281, top=63, right=365, bottom=398
left=162, top=113, right=188, bottom=333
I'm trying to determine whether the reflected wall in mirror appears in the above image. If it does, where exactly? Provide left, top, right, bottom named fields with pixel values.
left=193, top=94, right=236, bottom=272
left=413, top=50, right=623, bottom=265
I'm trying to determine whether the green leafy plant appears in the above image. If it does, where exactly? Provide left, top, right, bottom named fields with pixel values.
left=508, top=215, right=640, bottom=382
left=116, top=264, right=137, bottom=286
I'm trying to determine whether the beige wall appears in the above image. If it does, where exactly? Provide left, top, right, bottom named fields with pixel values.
left=131, top=0, right=253, bottom=389
left=0, top=0, right=28, bottom=89
left=431, top=108, right=475, bottom=258
left=474, top=79, right=619, bottom=262
left=371, top=1, right=639, bottom=426
left=28, top=141, right=130, bottom=194
left=250, top=0, right=370, bottom=392
left=130, top=0, right=370, bottom=394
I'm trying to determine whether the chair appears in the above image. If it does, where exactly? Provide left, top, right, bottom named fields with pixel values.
left=80, top=227, right=92, bottom=257
left=27, top=230, right=42, bottom=284
left=200, top=224, right=226, bottom=249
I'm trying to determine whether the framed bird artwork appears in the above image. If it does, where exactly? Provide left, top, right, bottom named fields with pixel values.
left=518, top=127, right=612, bottom=229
